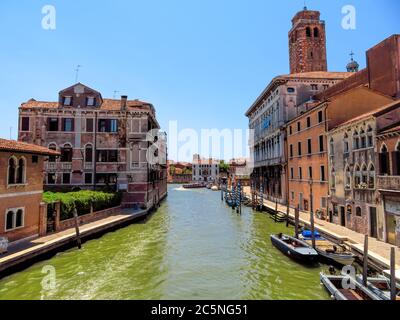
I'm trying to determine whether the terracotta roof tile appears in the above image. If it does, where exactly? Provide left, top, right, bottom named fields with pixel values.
left=20, top=99, right=153, bottom=111
left=0, top=139, right=60, bottom=156
left=281, top=71, right=353, bottom=80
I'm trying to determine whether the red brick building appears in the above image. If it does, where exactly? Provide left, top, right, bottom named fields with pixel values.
left=0, top=139, right=59, bottom=244
left=18, top=83, right=167, bottom=209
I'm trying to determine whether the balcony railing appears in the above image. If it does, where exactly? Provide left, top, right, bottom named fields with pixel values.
left=46, top=162, right=57, bottom=171
left=61, top=163, right=72, bottom=170
left=377, top=175, right=400, bottom=191
left=84, top=163, right=93, bottom=170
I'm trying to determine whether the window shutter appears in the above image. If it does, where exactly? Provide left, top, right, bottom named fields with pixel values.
left=71, top=118, right=75, bottom=131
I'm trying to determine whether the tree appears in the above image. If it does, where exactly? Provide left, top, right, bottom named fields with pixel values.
left=219, top=160, right=230, bottom=173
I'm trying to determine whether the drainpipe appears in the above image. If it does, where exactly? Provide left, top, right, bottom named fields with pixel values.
left=93, top=112, right=97, bottom=191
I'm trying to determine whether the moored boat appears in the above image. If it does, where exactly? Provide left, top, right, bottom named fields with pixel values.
left=356, top=275, right=400, bottom=300
left=300, top=230, right=356, bottom=266
left=270, top=233, right=318, bottom=264
left=320, top=273, right=381, bottom=300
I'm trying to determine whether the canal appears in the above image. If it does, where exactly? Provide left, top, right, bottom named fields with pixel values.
left=0, top=185, right=330, bottom=300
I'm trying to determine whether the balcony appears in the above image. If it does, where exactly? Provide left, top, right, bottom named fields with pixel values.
left=84, top=163, right=93, bottom=170
left=377, top=175, right=400, bottom=191
left=46, top=162, right=57, bottom=171
left=61, top=163, right=72, bottom=170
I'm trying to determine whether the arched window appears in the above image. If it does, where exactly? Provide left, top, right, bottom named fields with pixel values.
left=306, top=27, right=311, bottom=37
left=379, top=144, right=389, bottom=175
left=61, top=144, right=73, bottom=162
left=16, top=158, right=25, bottom=184
left=345, top=165, right=352, bottom=189
left=368, top=163, right=375, bottom=189
left=367, top=125, right=373, bottom=147
left=314, top=27, right=319, bottom=38
left=329, top=138, right=334, bottom=156
left=354, top=164, right=361, bottom=188
left=394, top=141, right=400, bottom=175
left=360, top=128, right=366, bottom=149
left=344, top=133, right=349, bottom=153
left=8, top=157, right=16, bottom=185
left=361, top=164, right=368, bottom=187
left=85, top=144, right=93, bottom=163
left=330, top=167, right=336, bottom=189
left=16, top=209, right=24, bottom=228
left=48, top=143, right=57, bottom=162
left=353, top=130, right=360, bottom=150
left=6, top=211, right=14, bottom=230
left=356, top=207, right=362, bottom=217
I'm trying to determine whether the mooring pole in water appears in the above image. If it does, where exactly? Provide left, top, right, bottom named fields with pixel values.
left=259, top=183, right=263, bottom=212
left=390, top=247, right=396, bottom=301
left=309, top=180, right=315, bottom=249
left=294, top=205, right=300, bottom=239
left=237, top=180, right=242, bottom=214
left=274, top=199, right=278, bottom=223
left=286, top=193, right=290, bottom=227
left=73, top=207, right=82, bottom=250
left=363, top=234, right=368, bottom=287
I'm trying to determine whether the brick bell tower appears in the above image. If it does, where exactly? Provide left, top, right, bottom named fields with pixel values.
left=289, top=7, right=328, bottom=74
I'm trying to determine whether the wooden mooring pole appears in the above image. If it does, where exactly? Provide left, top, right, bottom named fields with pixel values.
left=73, top=207, right=82, bottom=250
left=274, top=199, right=278, bottom=223
left=363, top=234, right=368, bottom=287
left=390, top=247, right=396, bottom=301
left=309, top=180, right=315, bottom=249
left=294, top=205, right=300, bottom=239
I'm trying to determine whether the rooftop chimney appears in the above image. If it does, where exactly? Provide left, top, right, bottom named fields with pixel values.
left=121, top=95, right=128, bottom=110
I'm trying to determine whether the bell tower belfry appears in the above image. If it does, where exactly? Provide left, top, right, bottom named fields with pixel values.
left=289, top=8, right=328, bottom=74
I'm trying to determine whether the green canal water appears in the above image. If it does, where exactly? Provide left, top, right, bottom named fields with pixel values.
left=0, top=185, right=330, bottom=300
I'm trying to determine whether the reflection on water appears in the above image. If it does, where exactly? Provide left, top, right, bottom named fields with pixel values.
left=0, top=185, right=329, bottom=300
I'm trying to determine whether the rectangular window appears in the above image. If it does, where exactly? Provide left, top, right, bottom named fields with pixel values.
left=319, top=135, right=324, bottom=152
left=21, top=117, right=30, bottom=131
left=320, top=166, right=326, bottom=181
left=63, top=96, right=72, bottom=106
left=96, top=150, right=118, bottom=162
left=298, top=142, right=302, bottom=156
left=48, top=118, right=59, bottom=131
left=32, top=155, right=38, bottom=164
left=311, top=84, right=318, bottom=91
left=289, top=126, right=292, bottom=135
left=291, top=192, right=295, bottom=200
left=86, top=97, right=96, bottom=106
left=297, top=122, right=301, bottom=132
left=47, top=173, right=56, bottom=184
left=290, top=144, right=293, bottom=158
left=307, top=117, right=311, bottom=128
left=290, top=168, right=294, bottom=179
left=307, top=138, right=312, bottom=154
left=321, top=197, right=327, bottom=208
left=85, top=173, right=93, bottom=184
left=86, top=119, right=94, bottom=132
left=98, top=119, right=118, bottom=133
left=95, top=173, right=118, bottom=184
left=299, top=167, right=303, bottom=180
left=308, top=166, right=313, bottom=179
left=62, top=118, right=74, bottom=132
left=318, top=111, right=323, bottom=123
left=62, top=173, right=71, bottom=184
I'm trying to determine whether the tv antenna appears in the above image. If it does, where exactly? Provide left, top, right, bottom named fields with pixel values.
left=75, top=65, right=82, bottom=83
left=113, top=90, right=120, bottom=99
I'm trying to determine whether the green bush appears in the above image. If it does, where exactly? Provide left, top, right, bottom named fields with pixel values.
left=43, top=191, right=122, bottom=221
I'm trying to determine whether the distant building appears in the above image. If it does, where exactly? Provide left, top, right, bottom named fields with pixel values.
left=167, top=160, right=192, bottom=184
left=18, top=83, right=167, bottom=209
left=0, top=139, right=59, bottom=244
left=192, top=154, right=219, bottom=183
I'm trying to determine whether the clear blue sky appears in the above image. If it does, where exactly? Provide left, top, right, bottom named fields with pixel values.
left=0, top=0, right=398, bottom=161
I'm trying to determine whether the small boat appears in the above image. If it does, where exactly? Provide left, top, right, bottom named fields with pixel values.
left=270, top=233, right=318, bottom=264
left=300, top=230, right=356, bottom=266
left=356, top=275, right=400, bottom=300
left=211, top=185, right=219, bottom=191
left=182, top=183, right=205, bottom=189
left=320, top=273, right=381, bottom=300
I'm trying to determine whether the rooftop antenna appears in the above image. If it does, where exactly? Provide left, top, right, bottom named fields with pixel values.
left=113, top=90, right=120, bottom=99
left=303, top=0, right=307, bottom=10
left=9, top=126, right=12, bottom=140
left=75, top=65, right=82, bottom=83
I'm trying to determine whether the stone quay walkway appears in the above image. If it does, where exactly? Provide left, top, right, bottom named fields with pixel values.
left=243, top=187, right=400, bottom=273
left=0, top=208, right=149, bottom=276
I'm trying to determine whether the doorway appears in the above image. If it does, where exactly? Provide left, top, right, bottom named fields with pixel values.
left=340, top=206, right=346, bottom=227
left=369, top=207, right=378, bottom=238
left=386, top=213, right=397, bottom=245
